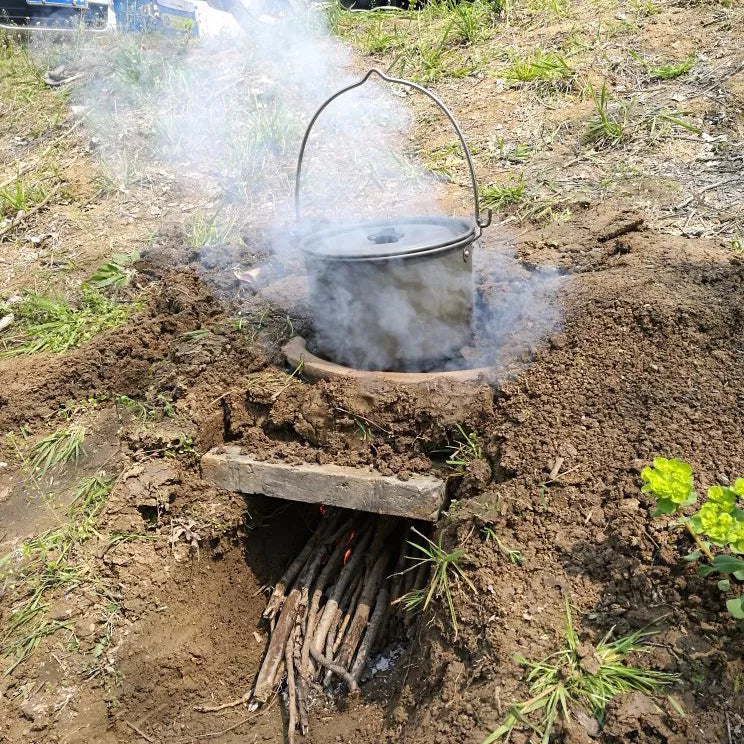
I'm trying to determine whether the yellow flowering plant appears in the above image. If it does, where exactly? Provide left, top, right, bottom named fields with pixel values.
left=641, top=458, right=744, bottom=619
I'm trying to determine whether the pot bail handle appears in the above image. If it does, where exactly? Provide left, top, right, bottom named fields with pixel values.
left=294, top=68, right=492, bottom=231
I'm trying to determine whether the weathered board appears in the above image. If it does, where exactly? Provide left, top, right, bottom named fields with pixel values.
left=201, top=446, right=446, bottom=521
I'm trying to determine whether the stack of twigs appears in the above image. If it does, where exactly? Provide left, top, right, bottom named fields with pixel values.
left=248, top=508, right=427, bottom=742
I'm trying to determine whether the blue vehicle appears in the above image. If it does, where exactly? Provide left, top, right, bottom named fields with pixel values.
left=0, top=0, right=113, bottom=30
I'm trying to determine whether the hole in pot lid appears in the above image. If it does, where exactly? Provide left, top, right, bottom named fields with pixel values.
left=301, top=216, right=476, bottom=260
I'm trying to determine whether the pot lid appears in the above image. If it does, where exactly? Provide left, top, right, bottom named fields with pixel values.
left=301, top=216, right=476, bottom=260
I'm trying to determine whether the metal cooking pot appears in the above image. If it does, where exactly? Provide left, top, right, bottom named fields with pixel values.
left=295, top=69, right=491, bottom=371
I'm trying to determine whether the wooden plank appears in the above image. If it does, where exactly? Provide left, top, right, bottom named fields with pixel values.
left=201, top=446, right=445, bottom=521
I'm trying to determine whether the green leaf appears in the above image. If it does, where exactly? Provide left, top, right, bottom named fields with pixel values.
left=683, top=549, right=701, bottom=562
left=710, top=554, right=744, bottom=574
left=733, top=478, right=744, bottom=498
left=734, top=570, right=744, bottom=581
left=717, top=579, right=731, bottom=592
left=725, top=596, right=744, bottom=619
left=653, top=498, right=679, bottom=516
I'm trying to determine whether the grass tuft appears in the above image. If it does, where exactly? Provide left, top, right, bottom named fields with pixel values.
left=0, top=473, right=117, bottom=674
left=447, top=424, right=483, bottom=470
left=28, top=425, right=86, bottom=479
left=480, top=179, right=526, bottom=209
left=483, top=598, right=677, bottom=743
left=583, top=83, right=627, bottom=148
left=0, top=287, right=132, bottom=358
left=505, top=49, right=574, bottom=84
left=394, top=527, right=476, bottom=637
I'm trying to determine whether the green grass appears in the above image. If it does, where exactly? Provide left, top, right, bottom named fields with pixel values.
left=630, top=50, right=696, bottom=80
left=0, top=177, right=47, bottom=219
left=480, top=179, right=526, bottom=209
left=505, top=49, right=574, bottom=84
left=648, top=55, right=695, bottom=80
left=583, top=83, right=627, bottom=148
left=0, top=473, right=116, bottom=674
left=395, top=527, right=476, bottom=637
left=482, top=526, right=524, bottom=565
left=446, top=424, right=483, bottom=470
left=0, top=287, right=132, bottom=358
left=28, top=425, right=86, bottom=479
left=484, top=598, right=677, bottom=743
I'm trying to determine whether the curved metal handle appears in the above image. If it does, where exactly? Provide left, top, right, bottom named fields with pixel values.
left=294, top=68, right=492, bottom=231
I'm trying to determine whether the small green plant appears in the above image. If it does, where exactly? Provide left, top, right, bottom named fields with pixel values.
left=358, top=18, right=399, bottom=54
left=649, top=56, right=695, bottom=80
left=395, top=527, right=476, bottom=637
left=642, top=457, right=744, bottom=618
left=482, top=526, right=524, bottom=565
left=630, top=50, right=695, bottom=80
left=484, top=599, right=677, bottom=743
left=186, top=212, right=235, bottom=250
left=0, top=473, right=116, bottom=673
left=86, top=251, right=140, bottom=289
left=27, top=425, right=86, bottom=479
left=583, top=83, right=627, bottom=148
left=480, top=179, right=526, bottom=209
left=0, top=178, right=47, bottom=218
left=505, top=49, right=574, bottom=85
left=179, top=328, right=210, bottom=342
left=0, top=288, right=132, bottom=358
left=447, top=424, right=483, bottom=470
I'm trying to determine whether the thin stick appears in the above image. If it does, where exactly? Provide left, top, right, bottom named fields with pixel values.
left=311, top=525, right=375, bottom=657
left=336, top=550, right=390, bottom=670
left=310, top=646, right=359, bottom=694
left=124, top=720, right=155, bottom=743
left=285, top=634, right=297, bottom=744
left=194, top=695, right=276, bottom=739
left=194, top=691, right=251, bottom=713
left=301, top=520, right=351, bottom=676
left=352, top=582, right=390, bottom=682
left=264, top=512, right=340, bottom=620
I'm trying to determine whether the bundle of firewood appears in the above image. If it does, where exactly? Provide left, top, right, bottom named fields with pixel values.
left=250, top=508, right=427, bottom=742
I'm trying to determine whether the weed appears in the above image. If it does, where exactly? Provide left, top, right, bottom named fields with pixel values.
left=27, top=425, right=85, bottom=479
left=480, top=179, right=526, bottom=209
left=484, top=599, right=676, bottom=743
left=186, top=212, right=236, bottom=251
left=86, top=251, right=140, bottom=290
left=446, top=424, right=483, bottom=470
left=179, top=328, right=210, bottom=342
left=505, top=49, right=574, bottom=85
left=115, top=395, right=154, bottom=422
left=0, top=288, right=132, bottom=358
left=358, top=18, right=400, bottom=54
left=629, top=0, right=660, bottom=16
left=583, top=84, right=627, bottom=148
left=643, top=109, right=701, bottom=139
left=395, top=527, right=476, bottom=637
left=642, top=458, right=744, bottom=618
left=450, top=0, right=492, bottom=45
left=630, top=50, right=695, bottom=80
left=0, top=177, right=47, bottom=218
left=0, top=473, right=116, bottom=673
left=482, top=526, right=524, bottom=565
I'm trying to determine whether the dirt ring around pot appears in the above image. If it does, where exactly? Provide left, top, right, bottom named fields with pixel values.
left=282, top=336, right=492, bottom=385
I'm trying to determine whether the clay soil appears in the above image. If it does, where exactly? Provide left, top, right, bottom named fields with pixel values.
left=1, top=2, right=744, bottom=744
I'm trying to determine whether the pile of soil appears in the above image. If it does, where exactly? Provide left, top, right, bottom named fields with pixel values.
left=2, top=199, right=743, bottom=744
